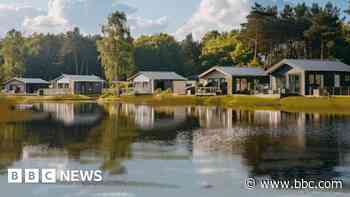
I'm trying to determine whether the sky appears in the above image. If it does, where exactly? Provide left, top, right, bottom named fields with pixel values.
left=0, top=0, right=347, bottom=40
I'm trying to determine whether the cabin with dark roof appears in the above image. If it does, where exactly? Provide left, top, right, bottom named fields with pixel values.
left=128, top=71, right=187, bottom=95
left=51, top=74, right=105, bottom=95
left=3, top=78, right=50, bottom=95
left=198, top=66, right=269, bottom=95
left=267, top=59, right=350, bottom=96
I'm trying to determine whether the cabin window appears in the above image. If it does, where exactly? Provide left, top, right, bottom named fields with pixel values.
left=345, top=75, right=350, bottom=82
left=309, top=75, right=315, bottom=84
left=142, top=82, right=148, bottom=88
left=64, top=84, right=69, bottom=88
left=315, top=75, right=322, bottom=85
left=309, top=74, right=323, bottom=86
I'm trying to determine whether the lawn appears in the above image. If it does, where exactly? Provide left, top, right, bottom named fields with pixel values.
left=100, top=95, right=350, bottom=114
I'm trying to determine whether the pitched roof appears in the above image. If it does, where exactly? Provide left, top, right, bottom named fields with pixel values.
left=129, top=71, right=187, bottom=81
left=6, top=77, right=49, bottom=84
left=267, top=59, right=350, bottom=73
left=55, top=74, right=104, bottom=82
left=199, top=66, right=267, bottom=78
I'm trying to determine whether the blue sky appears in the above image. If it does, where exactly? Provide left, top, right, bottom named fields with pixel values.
left=0, top=0, right=347, bottom=40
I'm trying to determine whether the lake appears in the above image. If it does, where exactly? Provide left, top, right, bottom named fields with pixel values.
left=1, top=101, right=350, bottom=197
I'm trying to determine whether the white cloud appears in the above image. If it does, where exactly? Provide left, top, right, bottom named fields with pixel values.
left=0, top=0, right=168, bottom=37
left=175, top=0, right=251, bottom=40
left=23, top=0, right=70, bottom=34
left=21, top=0, right=168, bottom=36
left=128, top=16, right=168, bottom=36
left=0, top=4, right=44, bottom=35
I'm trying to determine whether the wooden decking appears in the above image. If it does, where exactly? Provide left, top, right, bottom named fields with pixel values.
left=195, top=87, right=221, bottom=96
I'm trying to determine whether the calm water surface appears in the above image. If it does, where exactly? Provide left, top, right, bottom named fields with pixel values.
left=1, top=101, right=350, bottom=197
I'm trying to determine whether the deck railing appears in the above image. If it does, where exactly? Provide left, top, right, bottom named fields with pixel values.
left=307, top=87, right=350, bottom=96
left=196, top=87, right=221, bottom=96
left=103, top=88, right=135, bottom=96
left=41, top=88, right=71, bottom=96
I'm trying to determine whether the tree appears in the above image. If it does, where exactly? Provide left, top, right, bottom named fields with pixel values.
left=231, top=42, right=254, bottom=66
left=0, top=30, right=27, bottom=81
left=240, top=3, right=279, bottom=62
left=304, top=3, right=342, bottom=60
left=97, top=11, right=135, bottom=83
left=200, top=31, right=254, bottom=68
left=180, top=34, right=201, bottom=75
left=60, top=28, right=85, bottom=74
left=134, top=33, right=184, bottom=74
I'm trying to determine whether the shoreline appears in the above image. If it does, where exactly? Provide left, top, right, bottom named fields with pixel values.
left=99, top=95, right=350, bottom=114
left=3, top=94, right=350, bottom=114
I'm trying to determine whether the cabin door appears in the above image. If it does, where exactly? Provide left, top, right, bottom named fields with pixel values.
left=335, top=74, right=340, bottom=88
left=289, top=74, right=301, bottom=95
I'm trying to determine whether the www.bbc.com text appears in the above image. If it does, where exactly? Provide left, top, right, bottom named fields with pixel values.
left=245, top=178, right=343, bottom=190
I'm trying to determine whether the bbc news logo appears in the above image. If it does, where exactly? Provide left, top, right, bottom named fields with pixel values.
left=8, top=169, right=103, bottom=184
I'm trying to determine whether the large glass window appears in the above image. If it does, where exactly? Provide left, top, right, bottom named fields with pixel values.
left=309, top=74, right=324, bottom=87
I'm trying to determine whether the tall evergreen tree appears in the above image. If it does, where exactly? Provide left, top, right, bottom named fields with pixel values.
left=304, top=3, right=341, bottom=60
left=180, top=34, right=201, bottom=75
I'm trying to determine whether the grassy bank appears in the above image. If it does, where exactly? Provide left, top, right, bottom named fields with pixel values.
left=4, top=93, right=350, bottom=114
left=2, top=95, right=96, bottom=103
left=99, top=95, right=350, bottom=114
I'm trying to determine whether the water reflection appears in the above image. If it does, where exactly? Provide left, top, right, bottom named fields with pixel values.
left=34, top=103, right=104, bottom=126
left=1, top=101, right=350, bottom=196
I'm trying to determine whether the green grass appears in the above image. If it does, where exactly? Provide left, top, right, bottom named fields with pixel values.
left=5, top=93, right=350, bottom=114
left=280, top=96, right=350, bottom=113
left=2, top=95, right=96, bottom=103
left=100, top=95, right=350, bottom=114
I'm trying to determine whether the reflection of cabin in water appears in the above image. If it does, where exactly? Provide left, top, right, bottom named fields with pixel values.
left=128, top=71, right=187, bottom=95
left=267, top=59, right=350, bottom=96
left=121, top=104, right=187, bottom=130
left=50, top=74, right=104, bottom=95
left=3, top=78, right=49, bottom=95
left=198, top=66, right=269, bottom=95
left=37, top=103, right=103, bottom=126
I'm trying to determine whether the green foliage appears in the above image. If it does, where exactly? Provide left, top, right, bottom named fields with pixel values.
left=304, top=3, right=341, bottom=60
left=97, top=11, right=135, bottom=83
left=240, top=2, right=344, bottom=66
left=134, top=33, right=185, bottom=74
left=0, top=30, right=27, bottom=81
left=0, top=28, right=103, bottom=83
left=180, top=34, right=201, bottom=75
left=201, top=31, right=254, bottom=69
left=0, top=2, right=350, bottom=83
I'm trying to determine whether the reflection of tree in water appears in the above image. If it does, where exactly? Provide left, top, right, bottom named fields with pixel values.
left=193, top=110, right=350, bottom=182
left=0, top=99, right=33, bottom=172
left=241, top=114, right=347, bottom=181
left=0, top=102, right=137, bottom=175
left=0, top=124, right=25, bottom=172
left=87, top=103, right=137, bottom=174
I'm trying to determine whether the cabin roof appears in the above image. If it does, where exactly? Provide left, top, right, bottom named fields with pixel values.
left=54, top=74, right=104, bottom=82
left=267, top=59, right=350, bottom=73
left=128, top=71, right=187, bottom=81
left=5, top=77, right=49, bottom=84
left=199, top=66, right=267, bottom=78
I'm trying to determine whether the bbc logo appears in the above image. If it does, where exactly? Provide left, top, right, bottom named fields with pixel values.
left=8, top=169, right=56, bottom=184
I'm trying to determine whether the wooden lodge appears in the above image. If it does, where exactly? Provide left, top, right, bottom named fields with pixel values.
left=128, top=71, right=187, bottom=95
left=267, top=59, right=350, bottom=96
left=50, top=74, right=104, bottom=95
left=3, top=78, right=50, bottom=95
left=198, top=66, right=269, bottom=96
